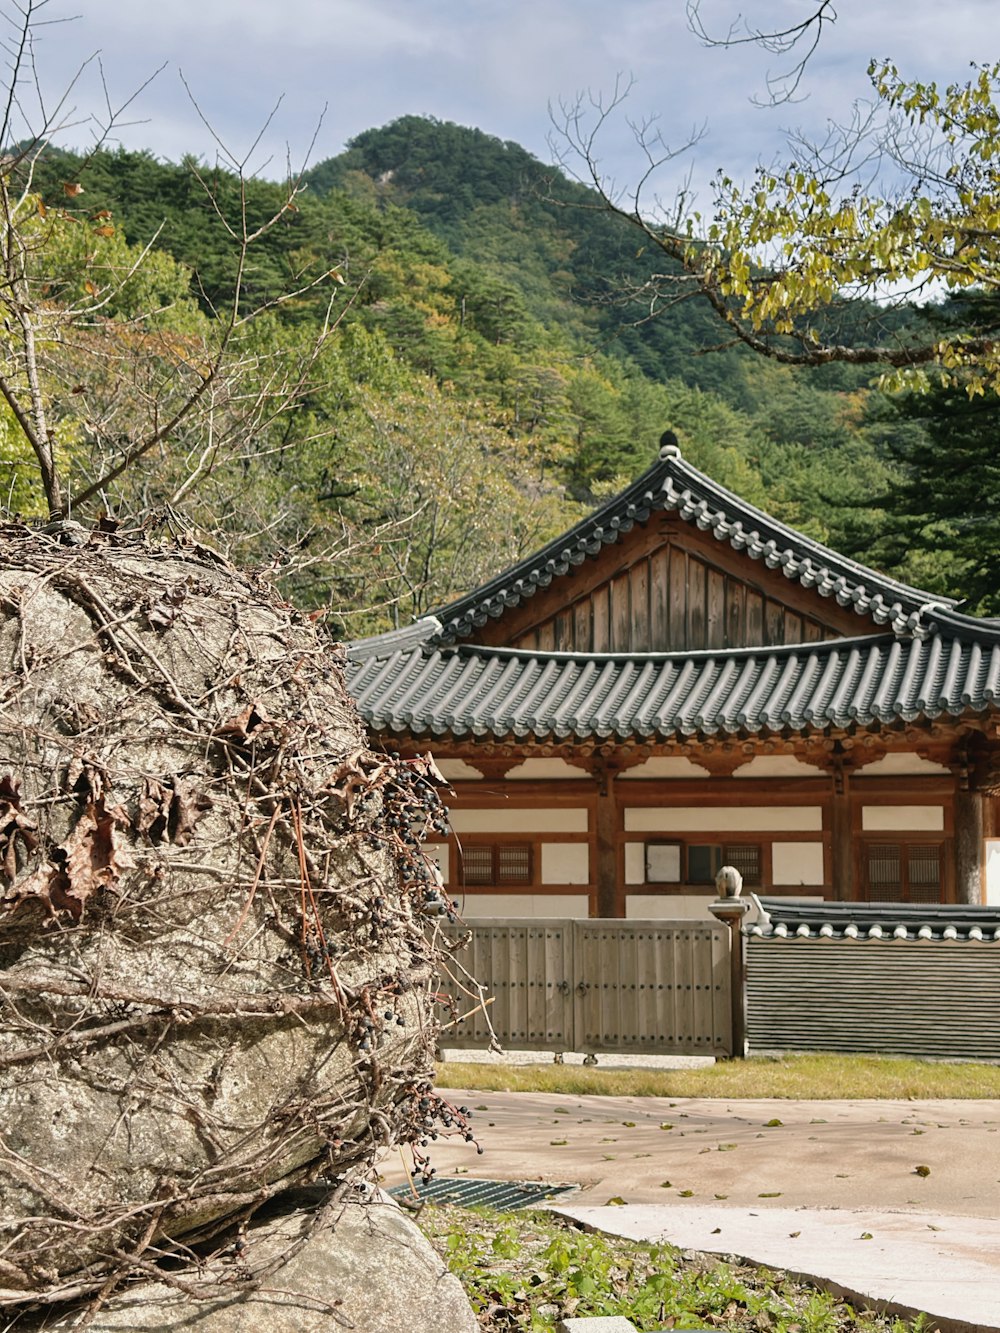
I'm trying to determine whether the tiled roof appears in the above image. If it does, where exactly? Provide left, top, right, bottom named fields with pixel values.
left=345, top=630, right=1000, bottom=743
left=750, top=896, right=1000, bottom=942
left=427, top=441, right=959, bottom=644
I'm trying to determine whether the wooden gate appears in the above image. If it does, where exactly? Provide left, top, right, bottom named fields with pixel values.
left=440, top=918, right=732, bottom=1057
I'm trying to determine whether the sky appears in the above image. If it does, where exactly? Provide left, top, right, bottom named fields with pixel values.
left=12, top=0, right=997, bottom=207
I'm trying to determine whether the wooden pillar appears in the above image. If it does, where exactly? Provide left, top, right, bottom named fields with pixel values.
left=595, top=767, right=620, bottom=919
left=830, top=766, right=854, bottom=901
left=955, top=787, right=985, bottom=904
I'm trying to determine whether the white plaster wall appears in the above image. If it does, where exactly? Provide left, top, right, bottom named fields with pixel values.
left=435, top=759, right=484, bottom=781
left=645, top=842, right=682, bottom=882
left=458, top=894, right=590, bottom=919
left=624, top=842, right=645, bottom=885
left=625, top=894, right=716, bottom=920
left=540, top=842, right=590, bottom=884
left=986, top=840, right=1000, bottom=906
left=854, top=753, right=951, bottom=777
left=421, top=843, right=450, bottom=885
left=624, top=806, right=823, bottom=832
left=620, top=756, right=711, bottom=779
left=771, top=841, right=825, bottom=886
left=505, top=757, right=590, bottom=779
left=734, top=755, right=825, bottom=779
left=861, top=805, right=945, bottom=831
left=449, top=808, right=589, bottom=833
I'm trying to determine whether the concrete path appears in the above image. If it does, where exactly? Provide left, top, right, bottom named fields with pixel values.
left=381, top=1090, right=1000, bottom=1332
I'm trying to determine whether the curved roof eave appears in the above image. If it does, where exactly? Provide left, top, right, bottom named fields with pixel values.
left=345, top=630, right=1000, bottom=745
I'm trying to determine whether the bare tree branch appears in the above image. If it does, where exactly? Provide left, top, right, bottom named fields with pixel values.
left=686, top=1, right=838, bottom=104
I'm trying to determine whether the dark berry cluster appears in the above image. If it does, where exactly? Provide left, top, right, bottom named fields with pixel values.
left=350, top=751, right=460, bottom=920
left=397, top=1081, right=482, bottom=1183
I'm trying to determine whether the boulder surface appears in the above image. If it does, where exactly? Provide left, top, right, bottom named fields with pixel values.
left=19, top=1193, right=478, bottom=1332
left=0, top=529, right=449, bottom=1308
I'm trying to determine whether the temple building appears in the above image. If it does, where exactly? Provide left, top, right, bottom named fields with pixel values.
left=345, top=436, right=1000, bottom=918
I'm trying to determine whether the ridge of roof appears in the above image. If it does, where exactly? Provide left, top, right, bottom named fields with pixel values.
left=347, top=616, right=442, bottom=660
left=348, top=627, right=901, bottom=667
left=425, top=439, right=958, bottom=645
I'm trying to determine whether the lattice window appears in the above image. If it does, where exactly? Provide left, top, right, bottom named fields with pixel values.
left=497, top=844, right=531, bottom=884
left=907, top=845, right=941, bottom=903
left=723, top=843, right=761, bottom=887
left=685, top=843, right=762, bottom=886
left=462, top=846, right=494, bottom=886
left=867, top=843, right=903, bottom=900
left=461, top=843, right=533, bottom=887
left=865, top=842, right=941, bottom=903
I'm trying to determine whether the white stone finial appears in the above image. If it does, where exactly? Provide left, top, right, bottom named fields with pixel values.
left=659, top=428, right=681, bottom=461
left=715, top=864, right=743, bottom=897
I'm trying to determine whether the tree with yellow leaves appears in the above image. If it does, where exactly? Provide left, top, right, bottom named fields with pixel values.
left=558, top=59, right=1000, bottom=397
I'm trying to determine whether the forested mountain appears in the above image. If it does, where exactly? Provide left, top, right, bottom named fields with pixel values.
left=9, top=117, right=979, bottom=628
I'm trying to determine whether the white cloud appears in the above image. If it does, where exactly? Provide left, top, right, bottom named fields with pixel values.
left=9, top=0, right=995, bottom=198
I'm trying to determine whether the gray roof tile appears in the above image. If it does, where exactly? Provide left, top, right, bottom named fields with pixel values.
left=751, top=897, right=1000, bottom=942
left=345, top=632, right=1000, bottom=743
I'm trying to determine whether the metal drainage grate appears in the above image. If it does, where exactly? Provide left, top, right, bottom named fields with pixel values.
left=388, top=1177, right=577, bottom=1211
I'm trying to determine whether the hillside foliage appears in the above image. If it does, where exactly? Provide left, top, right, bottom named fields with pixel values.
left=8, top=115, right=987, bottom=627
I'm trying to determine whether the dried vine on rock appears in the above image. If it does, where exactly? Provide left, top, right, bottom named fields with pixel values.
left=0, top=523, right=473, bottom=1320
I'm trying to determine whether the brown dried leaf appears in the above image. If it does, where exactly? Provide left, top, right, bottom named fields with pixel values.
left=145, top=584, right=186, bottom=630
left=327, top=750, right=370, bottom=818
left=170, top=777, right=211, bottom=847
left=65, top=757, right=106, bottom=801
left=61, top=801, right=135, bottom=915
left=139, top=776, right=211, bottom=846
left=7, top=861, right=60, bottom=913
left=5, top=800, right=133, bottom=920
left=0, top=775, right=38, bottom=884
left=215, top=703, right=269, bottom=742
left=411, top=751, right=452, bottom=788
left=138, top=777, right=172, bottom=842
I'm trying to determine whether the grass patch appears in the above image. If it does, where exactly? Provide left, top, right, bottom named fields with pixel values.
left=436, top=1052, right=1000, bottom=1099
left=419, top=1203, right=933, bottom=1331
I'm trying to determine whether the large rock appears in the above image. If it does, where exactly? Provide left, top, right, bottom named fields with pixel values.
left=24, top=1193, right=479, bottom=1332
left=0, top=530, right=448, bottom=1306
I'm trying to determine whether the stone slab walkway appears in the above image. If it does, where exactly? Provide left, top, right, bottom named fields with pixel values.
left=382, top=1089, right=1000, bottom=1332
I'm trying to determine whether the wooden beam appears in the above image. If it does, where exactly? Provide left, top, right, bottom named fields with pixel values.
left=829, top=754, right=854, bottom=901
left=594, top=764, right=620, bottom=918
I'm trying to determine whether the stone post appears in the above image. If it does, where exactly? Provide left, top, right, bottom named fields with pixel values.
left=708, top=894, right=751, bottom=1059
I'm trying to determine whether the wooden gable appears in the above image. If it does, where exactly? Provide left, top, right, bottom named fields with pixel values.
left=473, top=512, right=875, bottom=653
